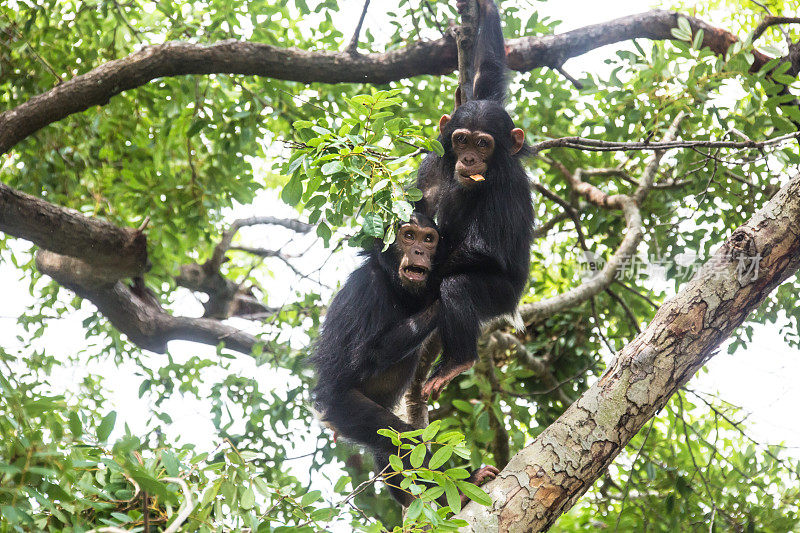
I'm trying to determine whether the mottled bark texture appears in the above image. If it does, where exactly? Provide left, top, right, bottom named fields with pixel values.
left=0, top=10, right=769, bottom=156
left=456, top=173, right=800, bottom=531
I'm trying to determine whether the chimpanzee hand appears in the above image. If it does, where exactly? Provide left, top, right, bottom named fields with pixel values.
left=422, top=359, right=475, bottom=400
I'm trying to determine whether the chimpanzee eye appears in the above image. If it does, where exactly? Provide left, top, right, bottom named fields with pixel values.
left=454, top=134, right=466, bottom=144
left=405, top=231, right=414, bottom=239
left=424, top=234, right=433, bottom=242
left=477, top=138, right=488, bottom=148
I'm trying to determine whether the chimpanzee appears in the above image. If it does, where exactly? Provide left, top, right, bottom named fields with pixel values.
left=416, top=0, right=534, bottom=399
left=312, top=213, right=498, bottom=506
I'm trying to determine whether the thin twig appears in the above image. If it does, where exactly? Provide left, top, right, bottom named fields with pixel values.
left=530, top=129, right=800, bottom=155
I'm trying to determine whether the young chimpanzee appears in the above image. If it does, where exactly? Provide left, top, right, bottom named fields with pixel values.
left=312, top=213, right=498, bottom=506
left=416, top=0, right=534, bottom=399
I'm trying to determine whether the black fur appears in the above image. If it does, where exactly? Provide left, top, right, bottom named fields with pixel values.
left=470, top=0, right=507, bottom=102
left=417, top=0, right=534, bottom=389
left=312, top=213, right=439, bottom=505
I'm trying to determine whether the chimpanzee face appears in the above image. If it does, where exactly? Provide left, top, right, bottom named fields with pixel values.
left=396, top=221, right=439, bottom=291
left=438, top=110, right=525, bottom=189
left=451, top=128, right=495, bottom=187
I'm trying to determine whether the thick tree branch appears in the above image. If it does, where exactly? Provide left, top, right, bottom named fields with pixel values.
left=457, top=171, right=800, bottom=531
left=0, top=182, right=148, bottom=281
left=0, top=10, right=773, bottom=156
left=36, top=253, right=258, bottom=355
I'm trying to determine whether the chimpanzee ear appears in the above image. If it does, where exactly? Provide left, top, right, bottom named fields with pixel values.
left=439, top=114, right=451, bottom=134
left=510, top=128, right=525, bottom=155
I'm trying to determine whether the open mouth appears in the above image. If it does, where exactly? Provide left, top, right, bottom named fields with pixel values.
left=402, top=265, right=429, bottom=282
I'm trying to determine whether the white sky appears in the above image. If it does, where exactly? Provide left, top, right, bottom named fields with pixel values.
left=1, top=1, right=798, bottom=518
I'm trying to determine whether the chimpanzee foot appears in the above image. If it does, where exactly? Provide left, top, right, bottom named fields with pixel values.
left=422, top=360, right=475, bottom=400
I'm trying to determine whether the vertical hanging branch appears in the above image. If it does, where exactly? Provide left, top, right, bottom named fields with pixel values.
left=455, top=0, right=480, bottom=104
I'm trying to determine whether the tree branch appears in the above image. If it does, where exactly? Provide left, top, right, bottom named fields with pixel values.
left=455, top=0, right=479, bottom=103
left=517, top=116, right=681, bottom=325
left=457, top=171, right=800, bottom=531
left=345, top=0, right=371, bottom=55
left=752, top=16, right=800, bottom=42
left=36, top=256, right=259, bottom=355
left=0, top=182, right=148, bottom=281
left=0, top=10, right=773, bottom=156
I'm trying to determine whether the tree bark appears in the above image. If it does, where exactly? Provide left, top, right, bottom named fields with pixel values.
left=0, top=182, right=148, bottom=280
left=456, top=172, right=800, bottom=531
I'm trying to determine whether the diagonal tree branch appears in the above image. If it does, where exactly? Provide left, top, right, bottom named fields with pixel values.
left=0, top=10, right=775, bottom=156
left=456, top=170, right=800, bottom=531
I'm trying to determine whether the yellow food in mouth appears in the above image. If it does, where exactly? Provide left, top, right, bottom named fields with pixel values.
left=469, top=174, right=485, bottom=182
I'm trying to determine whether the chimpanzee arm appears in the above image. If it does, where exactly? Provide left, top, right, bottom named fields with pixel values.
left=322, top=387, right=417, bottom=506
left=369, top=302, right=440, bottom=369
left=470, top=0, right=507, bottom=102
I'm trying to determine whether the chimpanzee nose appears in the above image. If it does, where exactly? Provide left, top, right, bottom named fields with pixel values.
left=463, top=155, right=475, bottom=165
left=413, top=248, right=423, bottom=255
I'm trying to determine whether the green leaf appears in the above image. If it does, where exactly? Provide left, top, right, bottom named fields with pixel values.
left=445, top=479, right=461, bottom=513
left=281, top=175, right=303, bottom=206
left=410, top=444, right=427, bottom=468
left=392, top=200, right=413, bottom=221
left=301, top=489, right=321, bottom=506
left=97, top=411, right=117, bottom=442
left=422, top=420, right=441, bottom=442
left=362, top=213, right=384, bottom=238
left=645, top=461, right=657, bottom=480
left=389, top=454, right=404, bottom=473
left=68, top=411, right=82, bottom=438
left=187, top=119, right=205, bottom=137
left=444, top=467, right=471, bottom=480
left=162, top=451, right=179, bottom=477
left=406, top=498, right=423, bottom=520
left=240, top=487, right=255, bottom=510
left=317, top=222, right=332, bottom=244
left=406, top=187, right=424, bottom=202
left=456, top=480, right=492, bottom=506
left=429, top=445, right=453, bottom=470
left=334, top=476, right=351, bottom=492
left=321, top=160, right=344, bottom=175
left=677, top=16, right=691, bottom=36
left=692, top=28, right=704, bottom=50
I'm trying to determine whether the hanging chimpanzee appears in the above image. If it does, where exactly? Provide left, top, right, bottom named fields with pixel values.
left=312, top=213, right=498, bottom=506
left=416, top=0, right=534, bottom=399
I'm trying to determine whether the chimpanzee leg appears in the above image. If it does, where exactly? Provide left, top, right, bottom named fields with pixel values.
left=423, top=273, right=518, bottom=398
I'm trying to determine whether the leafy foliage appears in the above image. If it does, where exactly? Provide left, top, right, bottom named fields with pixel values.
left=2, top=0, right=800, bottom=531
